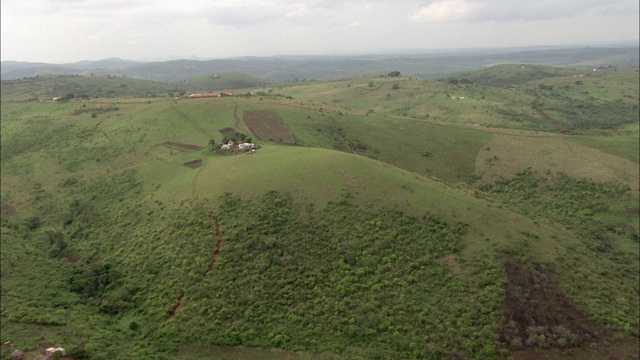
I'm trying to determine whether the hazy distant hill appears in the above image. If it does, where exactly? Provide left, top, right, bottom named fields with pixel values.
left=1, top=46, right=638, bottom=83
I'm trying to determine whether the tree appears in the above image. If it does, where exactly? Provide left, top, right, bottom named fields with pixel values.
left=208, top=139, right=216, bottom=150
left=388, top=71, right=401, bottom=77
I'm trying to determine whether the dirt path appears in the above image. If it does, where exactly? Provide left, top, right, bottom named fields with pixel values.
left=531, top=90, right=566, bottom=133
left=230, top=99, right=241, bottom=129
left=202, top=218, right=224, bottom=279
left=169, top=158, right=224, bottom=319
left=346, top=141, right=359, bottom=155
left=169, top=293, right=184, bottom=319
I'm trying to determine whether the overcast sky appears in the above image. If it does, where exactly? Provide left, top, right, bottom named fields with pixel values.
left=2, top=0, right=638, bottom=63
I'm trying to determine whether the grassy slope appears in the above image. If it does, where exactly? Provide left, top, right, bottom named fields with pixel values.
left=182, top=72, right=270, bottom=91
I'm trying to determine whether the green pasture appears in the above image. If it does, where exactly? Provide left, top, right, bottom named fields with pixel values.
left=183, top=72, right=270, bottom=91
left=566, top=133, right=640, bottom=163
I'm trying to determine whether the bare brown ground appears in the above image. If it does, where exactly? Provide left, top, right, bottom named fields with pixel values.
left=183, top=159, right=203, bottom=169
left=0, top=203, right=16, bottom=216
left=163, top=141, right=204, bottom=150
left=66, top=253, right=79, bottom=263
left=169, top=293, right=184, bottom=319
left=243, top=110, right=297, bottom=143
left=218, top=127, right=236, bottom=135
left=202, top=220, right=223, bottom=279
left=497, top=261, right=610, bottom=351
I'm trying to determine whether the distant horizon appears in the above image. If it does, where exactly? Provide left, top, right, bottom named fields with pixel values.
left=2, top=41, right=638, bottom=65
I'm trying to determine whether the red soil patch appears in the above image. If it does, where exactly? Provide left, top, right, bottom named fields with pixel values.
left=202, top=220, right=224, bottom=279
left=183, top=159, right=203, bottom=169
left=0, top=203, right=16, bottom=216
left=243, top=110, right=297, bottom=144
left=170, top=293, right=184, bottom=319
left=163, top=141, right=204, bottom=150
left=497, top=261, right=610, bottom=351
left=66, top=253, right=79, bottom=263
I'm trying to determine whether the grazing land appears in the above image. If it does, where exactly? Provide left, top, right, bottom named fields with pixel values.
left=1, top=58, right=638, bottom=360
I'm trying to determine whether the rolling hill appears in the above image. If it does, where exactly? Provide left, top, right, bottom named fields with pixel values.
left=2, top=46, right=638, bottom=82
left=1, top=63, right=638, bottom=359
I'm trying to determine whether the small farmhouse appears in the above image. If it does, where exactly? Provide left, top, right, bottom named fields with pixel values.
left=220, top=140, right=255, bottom=152
left=45, top=347, right=66, bottom=357
left=189, top=92, right=233, bottom=99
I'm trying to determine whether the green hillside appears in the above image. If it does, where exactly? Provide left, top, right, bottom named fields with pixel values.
left=0, top=72, right=270, bottom=102
left=1, top=65, right=638, bottom=360
left=0, top=75, right=180, bottom=101
left=182, top=72, right=270, bottom=92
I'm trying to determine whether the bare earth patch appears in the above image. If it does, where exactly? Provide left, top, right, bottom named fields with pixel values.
left=163, top=141, right=204, bottom=151
left=0, top=203, right=16, bottom=216
left=243, top=110, right=297, bottom=144
left=497, top=261, right=610, bottom=351
left=183, top=159, right=203, bottom=169
left=66, top=253, right=79, bottom=263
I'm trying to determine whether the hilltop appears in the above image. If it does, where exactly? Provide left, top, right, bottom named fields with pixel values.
left=1, top=62, right=638, bottom=359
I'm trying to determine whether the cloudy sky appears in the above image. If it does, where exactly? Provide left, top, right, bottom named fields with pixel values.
left=2, top=0, right=638, bottom=63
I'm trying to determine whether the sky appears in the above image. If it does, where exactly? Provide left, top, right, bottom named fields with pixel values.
left=2, top=0, right=638, bottom=63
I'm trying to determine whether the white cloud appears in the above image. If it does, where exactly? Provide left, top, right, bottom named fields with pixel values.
left=411, top=0, right=484, bottom=23
left=1, top=0, right=637, bottom=62
left=409, top=0, right=639, bottom=23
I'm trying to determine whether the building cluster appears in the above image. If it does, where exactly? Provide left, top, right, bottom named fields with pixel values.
left=188, top=92, right=233, bottom=98
left=220, top=140, right=255, bottom=151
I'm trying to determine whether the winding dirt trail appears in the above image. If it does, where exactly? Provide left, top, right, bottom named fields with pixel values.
left=168, top=152, right=225, bottom=319
left=531, top=89, right=567, bottom=133
left=202, top=218, right=224, bottom=279
left=346, top=141, right=359, bottom=155
left=169, top=293, right=184, bottom=319
left=168, top=211, right=223, bottom=319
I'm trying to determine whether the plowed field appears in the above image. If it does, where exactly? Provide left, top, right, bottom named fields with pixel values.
left=243, top=110, right=297, bottom=144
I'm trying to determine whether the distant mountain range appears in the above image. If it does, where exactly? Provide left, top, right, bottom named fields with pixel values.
left=2, top=46, right=638, bottom=83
